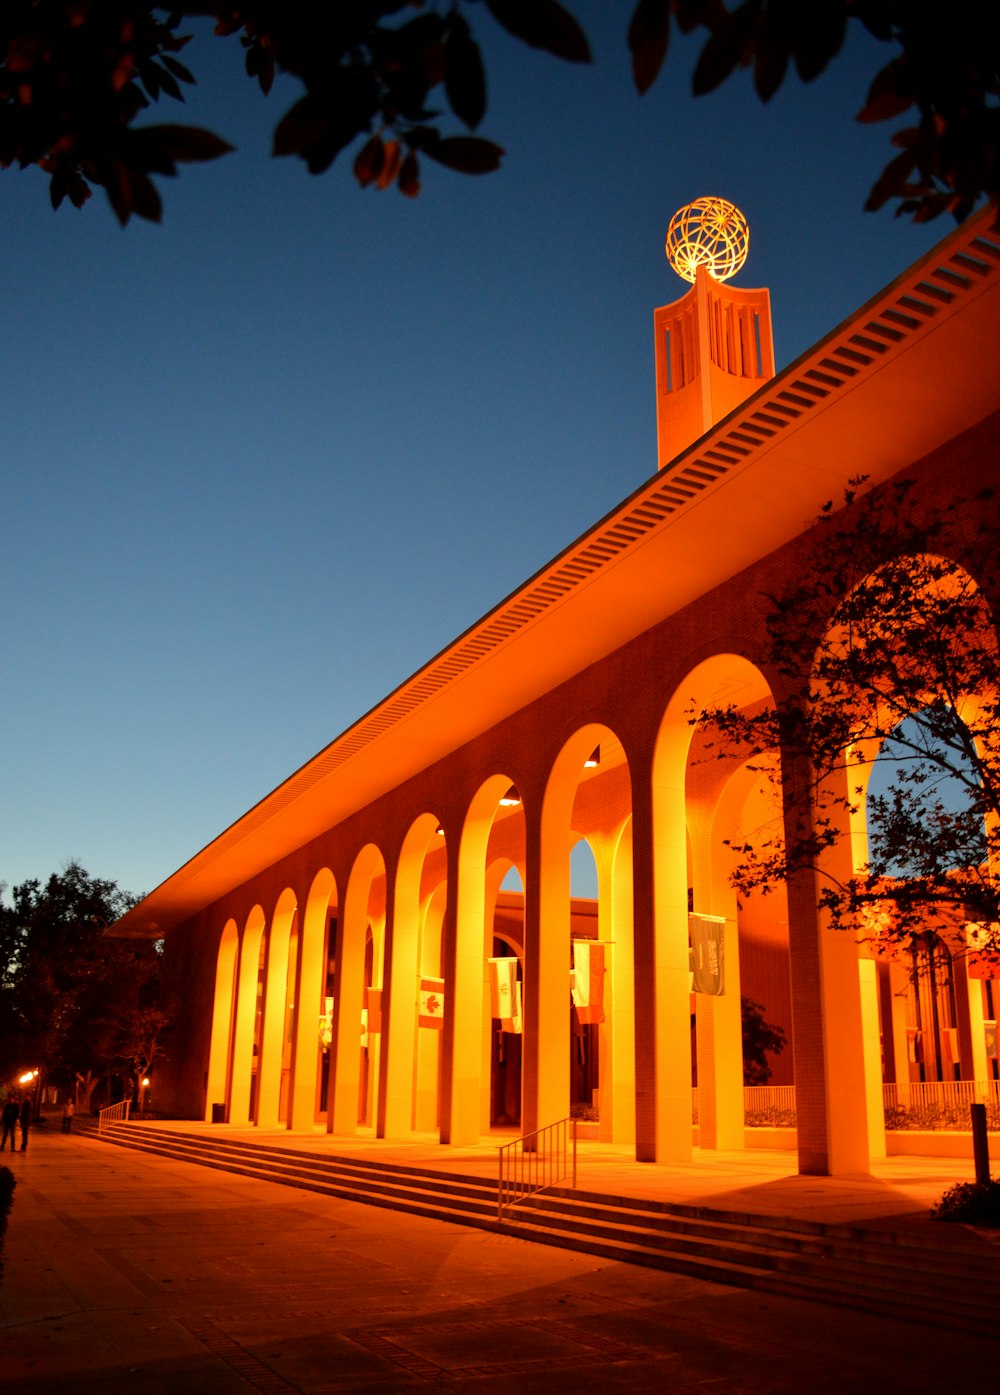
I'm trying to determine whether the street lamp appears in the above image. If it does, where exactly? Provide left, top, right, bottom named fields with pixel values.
left=141, top=1077, right=150, bottom=1115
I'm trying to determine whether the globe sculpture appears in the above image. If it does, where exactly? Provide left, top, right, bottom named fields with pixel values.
left=665, top=197, right=749, bottom=284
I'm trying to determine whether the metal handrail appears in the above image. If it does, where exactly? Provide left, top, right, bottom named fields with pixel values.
left=498, top=1117, right=576, bottom=1220
left=98, top=1100, right=131, bottom=1134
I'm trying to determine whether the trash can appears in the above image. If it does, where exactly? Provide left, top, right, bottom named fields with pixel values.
left=211, top=1103, right=226, bottom=1124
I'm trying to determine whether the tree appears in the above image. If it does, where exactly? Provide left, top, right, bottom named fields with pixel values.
left=741, top=995, right=786, bottom=1085
left=0, top=862, right=165, bottom=1108
left=694, top=477, right=1000, bottom=974
left=1, top=2, right=997, bottom=226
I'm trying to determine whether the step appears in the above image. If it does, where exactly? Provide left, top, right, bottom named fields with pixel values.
left=499, top=1209, right=1000, bottom=1338
left=90, top=1126, right=1000, bottom=1339
left=514, top=1190, right=999, bottom=1308
left=517, top=1187, right=1000, bottom=1288
left=94, top=1130, right=499, bottom=1220
left=146, top=1133, right=493, bottom=1193
left=117, top=1126, right=496, bottom=1198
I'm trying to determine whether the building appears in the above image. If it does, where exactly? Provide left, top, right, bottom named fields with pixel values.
left=115, top=201, right=1000, bottom=1177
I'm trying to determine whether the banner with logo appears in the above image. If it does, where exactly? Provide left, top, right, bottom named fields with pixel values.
left=419, top=976, right=445, bottom=1029
left=690, top=914, right=726, bottom=996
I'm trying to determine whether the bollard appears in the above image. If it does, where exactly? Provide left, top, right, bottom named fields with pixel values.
left=970, top=1101, right=990, bottom=1185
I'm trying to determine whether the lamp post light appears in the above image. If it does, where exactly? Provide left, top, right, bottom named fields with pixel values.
left=141, top=1077, right=150, bottom=1116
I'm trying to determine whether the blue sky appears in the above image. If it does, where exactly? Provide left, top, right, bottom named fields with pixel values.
left=2, top=7, right=956, bottom=899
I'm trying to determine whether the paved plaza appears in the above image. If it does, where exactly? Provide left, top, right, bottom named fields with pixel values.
left=0, top=1127, right=997, bottom=1393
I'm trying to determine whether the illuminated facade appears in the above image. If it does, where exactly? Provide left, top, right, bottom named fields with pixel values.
left=116, top=205, right=1000, bottom=1177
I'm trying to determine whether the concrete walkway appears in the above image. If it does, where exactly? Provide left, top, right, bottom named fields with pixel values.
left=0, top=1126, right=996, bottom=1393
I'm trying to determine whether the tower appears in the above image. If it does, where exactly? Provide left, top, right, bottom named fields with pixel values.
left=654, top=197, right=775, bottom=468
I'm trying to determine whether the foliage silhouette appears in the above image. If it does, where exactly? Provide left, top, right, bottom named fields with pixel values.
left=694, top=477, right=1000, bottom=973
left=1, top=2, right=996, bottom=224
left=0, top=863, right=166, bottom=1109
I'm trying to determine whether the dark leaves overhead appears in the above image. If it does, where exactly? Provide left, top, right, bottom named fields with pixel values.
left=1, top=1, right=997, bottom=224
left=445, top=14, right=487, bottom=130
left=418, top=135, right=504, bottom=175
left=483, top=0, right=591, bottom=64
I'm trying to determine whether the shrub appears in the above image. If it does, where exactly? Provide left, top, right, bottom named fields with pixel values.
left=931, top=1180, right=1000, bottom=1226
left=0, top=1165, right=15, bottom=1288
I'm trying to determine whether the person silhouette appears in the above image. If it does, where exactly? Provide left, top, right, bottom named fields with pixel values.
left=0, top=1097, right=18, bottom=1151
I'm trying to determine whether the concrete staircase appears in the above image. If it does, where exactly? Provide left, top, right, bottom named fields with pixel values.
left=91, top=1124, right=999, bottom=1339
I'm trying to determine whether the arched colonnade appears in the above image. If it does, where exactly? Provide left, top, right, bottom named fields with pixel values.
left=199, top=640, right=873, bottom=1175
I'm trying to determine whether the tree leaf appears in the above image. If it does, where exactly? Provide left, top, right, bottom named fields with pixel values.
left=398, top=149, right=421, bottom=197
left=789, top=0, right=847, bottom=83
left=628, top=0, right=671, bottom=94
left=420, top=136, right=505, bottom=174
left=145, top=125, right=235, bottom=164
left=753, top=40, right=787, bottom=103
left=864, top=145, right=920, bottom=211
left=161, top=55, right=196, bottom=87
left=691, top=7, right=755, bottom=96
left=354, top=134, right=385, bottom=188
left=377, top=139, right=402, bottom=190
left=446, top=14, right=488, bottom=129
left=484, top=0, right=592, bottom=64
left=857, top=60, right=915, bottom=125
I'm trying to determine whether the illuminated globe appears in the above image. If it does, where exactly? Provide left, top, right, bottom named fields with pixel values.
left=665, top=197, right=749, bottom=284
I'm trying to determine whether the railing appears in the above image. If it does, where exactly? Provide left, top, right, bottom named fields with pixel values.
left=692, top=1080, right=1000, bottom=1132
left=98, top=1100, right=131, bottom=1134
left=498, top=1117, right=576, bottom=1220
left=883, top=1080, right=1000, bottom=1131
left=743, top=1084, right=797, bottom=1127
left=692, top=1085, right=797, bottom=1127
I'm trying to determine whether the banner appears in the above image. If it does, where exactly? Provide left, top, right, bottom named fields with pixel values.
left=488, top=957, right=523, bottom=1034
left=940, top=1025, right=960, bottom=1077
left=571, top=940, right=605, bottom=1025
left=318, top=995, right=334, bottom=1048
left=985, top=1021, right=998, bottom=1060
left=419, top=976, right=445, bottom=1029
left=689, top=914, right=726, bottom=996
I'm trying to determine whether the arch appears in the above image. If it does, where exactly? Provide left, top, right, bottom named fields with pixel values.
left=229, top=904, right=266, bottom=1125
left=413, top=878, right=448, bottom=1131
left=651, top=654, right=774, bottom=1163
left=255, top=887, right=298, bottom=1127
left=488, top=859, right=524, bottom=955
left=328, top=843, right=386, bottom=1135
left=381, top=812, right=444, bottom=1138
left=204, top=919, right=239, bottom=1123
left=288, top=866, right=337, bottom=1129
left=530, top=722, right=633, bottom=1140
left=446, top=772, right=522, bottom=1144
left=800, top=550, right=1000, bottom=1170
left=499, top=863, right=524, bottom=893
left=570, top=837, right=599, bottom=899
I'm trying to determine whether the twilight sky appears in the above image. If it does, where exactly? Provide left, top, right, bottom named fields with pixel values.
left=2, top=7, right=959, bottom=900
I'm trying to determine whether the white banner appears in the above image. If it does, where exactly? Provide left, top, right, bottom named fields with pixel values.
left=488, top=957, right=523, bottom=1034
left=571, top=940, right=605, bottom=1024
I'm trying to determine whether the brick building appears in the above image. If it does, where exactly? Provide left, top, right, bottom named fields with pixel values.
left=115, top=204, right=1000, bottom=1177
